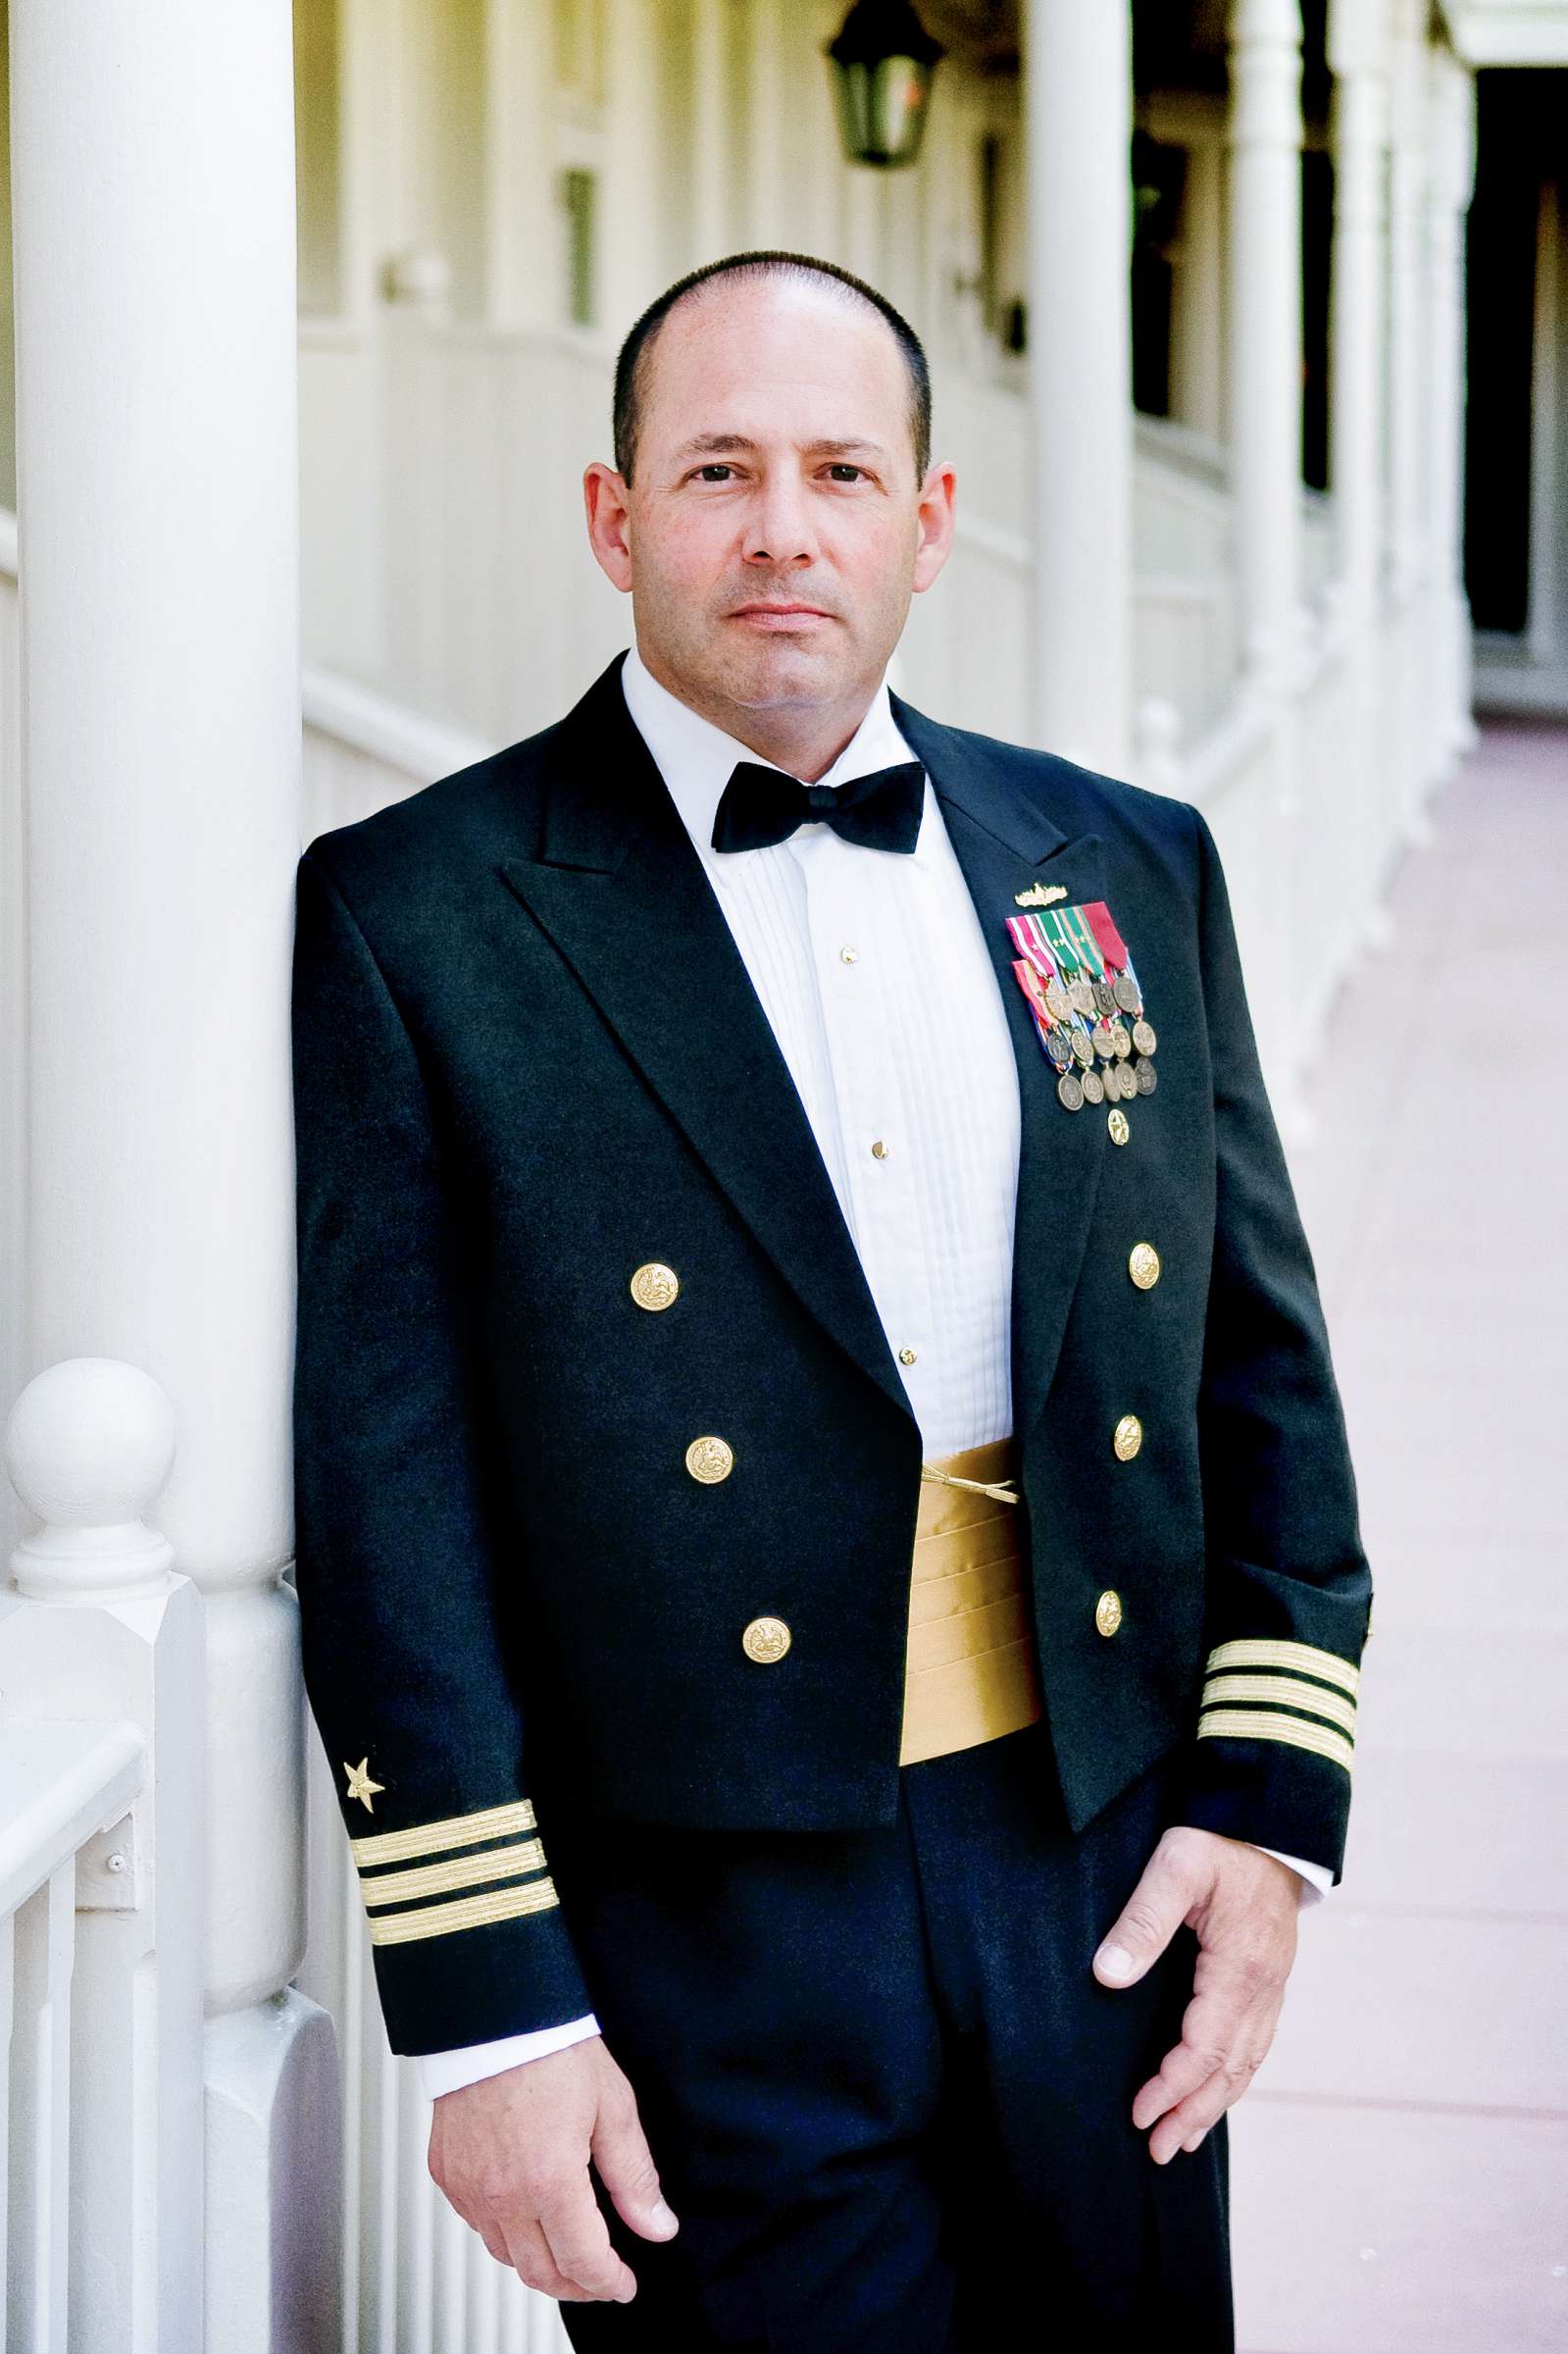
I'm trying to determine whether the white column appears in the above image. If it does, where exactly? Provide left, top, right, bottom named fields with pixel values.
left=690, top=0, right=732, bottom=265
left=1226, top=0, right=1305, bottom=673
left=745, top=0, right=790, bottom=251
left=1023, top=0, right=1134, bottom=771
left=8, top=3, right=340, bottom=2343
left=1170, top=129, right=1226, bottom=443
left=1223, top=0, right=1306, bottom=1114
left=1328, top=0, right=1396, bottom=916
left=601, top=0, right=667, bottom=334
left=1427, top=46, right=1479, bottom=757
left=1328, top=0, right=1390, bottom=617
left=1386, top=0, right=1430, bottom=830
left=483, top=0, right=557, bottom=330
left=1527, top=180, right=1562, bottom=674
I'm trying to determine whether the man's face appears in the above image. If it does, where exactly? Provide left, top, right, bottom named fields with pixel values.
left=584, top=277, right=955, bottom=735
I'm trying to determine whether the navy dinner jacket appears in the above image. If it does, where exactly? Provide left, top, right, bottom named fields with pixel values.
left=290, top=651, right=1372, bottom=2056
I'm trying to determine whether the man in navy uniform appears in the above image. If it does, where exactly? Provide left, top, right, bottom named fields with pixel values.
left=291, top=252, right=1370, bottom=2349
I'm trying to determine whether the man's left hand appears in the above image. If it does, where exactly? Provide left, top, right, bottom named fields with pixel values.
left=1091, top=1827, right=1301, bottom=2165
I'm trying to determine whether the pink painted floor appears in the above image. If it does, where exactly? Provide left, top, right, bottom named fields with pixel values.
left=1230, top=719, right=1568, bottom=2354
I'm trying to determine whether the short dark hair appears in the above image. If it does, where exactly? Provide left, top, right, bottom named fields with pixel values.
left=612, top=250, right=932, bottom=486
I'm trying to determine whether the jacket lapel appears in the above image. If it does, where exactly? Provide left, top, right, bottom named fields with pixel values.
left=889, top=691, right=1108, bottom=1455
left=494, top=659, right=917, bottom=1424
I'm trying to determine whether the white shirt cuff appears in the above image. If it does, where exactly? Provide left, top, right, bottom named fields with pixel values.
left=1251, top=1844, right=1332, bottom=1904
left=415, top=2012, right=603, bottom=2101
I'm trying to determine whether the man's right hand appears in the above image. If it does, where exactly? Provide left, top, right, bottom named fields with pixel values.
left=428, top=2035, right=680, bottom=2302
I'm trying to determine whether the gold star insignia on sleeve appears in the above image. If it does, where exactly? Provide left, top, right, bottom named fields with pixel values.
left=343, top=1757, right=385, bottom=1813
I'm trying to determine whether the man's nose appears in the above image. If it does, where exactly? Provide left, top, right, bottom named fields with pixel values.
left=741, top=475, right=820, bottom=567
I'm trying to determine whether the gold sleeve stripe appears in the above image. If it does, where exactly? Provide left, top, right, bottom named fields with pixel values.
left=1201, top=1672, right=1357, bottom=1737
left=1196, top=1708, right=1354, bottom=1774
left=367, top=1875, right=562, bottom=1947
left=359, top=1838, right=547, bottom=1910
left=350, top=1797, right=537, bottom=1869
left=1204, top=1638, right=1360, bottom=1699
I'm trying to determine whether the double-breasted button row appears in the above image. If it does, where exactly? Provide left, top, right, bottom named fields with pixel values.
left=632, top=1261, right=784, bottom=1660
left=1097, top=1237, right=1159, bottom=1630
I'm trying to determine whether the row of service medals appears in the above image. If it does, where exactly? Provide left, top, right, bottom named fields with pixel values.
left=1005, top=900, right=1157, bottom=1119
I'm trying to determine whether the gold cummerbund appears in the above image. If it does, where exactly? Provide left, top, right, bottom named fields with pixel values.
left=899, top=1437, right=1044, bottom=1767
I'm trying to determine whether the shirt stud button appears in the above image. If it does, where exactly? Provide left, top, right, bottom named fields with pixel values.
left=898, top=1347, right=917, bottom=1366
left=839, top=945, right=859, bottom=964
left=871, top=1139, right=889, bottom=1159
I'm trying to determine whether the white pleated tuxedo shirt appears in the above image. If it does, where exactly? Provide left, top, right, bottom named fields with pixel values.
left=415, top=646, right=1328, bottom=2102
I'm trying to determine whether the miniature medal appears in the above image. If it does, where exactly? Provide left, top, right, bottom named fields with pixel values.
left=1004, top=891, right=1159, bottom=1134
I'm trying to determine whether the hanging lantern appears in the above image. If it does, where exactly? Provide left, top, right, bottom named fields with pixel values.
left=826, top=1, right=945, bottom=170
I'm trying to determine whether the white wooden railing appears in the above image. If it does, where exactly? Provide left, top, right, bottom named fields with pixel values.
left=2, top=1357, right=206, bottom=2351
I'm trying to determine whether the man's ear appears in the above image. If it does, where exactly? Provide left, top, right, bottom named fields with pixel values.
left=912, top=460, right=958, bottom=595
left=583, top=462, right=633, bottom=593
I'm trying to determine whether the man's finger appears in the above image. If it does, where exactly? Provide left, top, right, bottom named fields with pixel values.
left=1134, top=1940, right=1284, bottom=2118
left=472, top=2217, right=512, bottom=2268
left=591, top=2080, right=681, bottom=2243
left=1130, top=1964, right=1263, bottom=2126
left=1093, top=1833, right=1208, bottom=1986
left=537, top=2172, right=638, bottom=2303
left=496, top=2207, right=596, bottom=2303
left=1146, top=2036, right=1270, bottom=2166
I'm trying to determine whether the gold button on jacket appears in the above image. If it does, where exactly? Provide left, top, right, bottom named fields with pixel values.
left=1128, top=1242, right=1161, bottom=1290
left=685, top=1435, right=734, bottom=1483
left=1113, top=1413, right=1143, bottom=1461
left=630, top=1261, right=680, bottom=1311
left=1095, top=1588, right=1124, bottom=1637
left=742, top=1615, right=791, bottom=1663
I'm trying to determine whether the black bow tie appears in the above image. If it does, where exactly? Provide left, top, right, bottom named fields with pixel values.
left=711, top=758, right=926, bottom=856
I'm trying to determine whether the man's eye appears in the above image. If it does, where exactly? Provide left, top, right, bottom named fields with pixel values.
left=694, top=464, right=734, bottom=482
left=826, top=464, right=866, bottom=483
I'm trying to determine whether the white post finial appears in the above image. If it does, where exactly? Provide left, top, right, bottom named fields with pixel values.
left=6, top=1357, right=177, bottom=1602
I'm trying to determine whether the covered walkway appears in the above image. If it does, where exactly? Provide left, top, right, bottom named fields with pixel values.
left=1231, top=718, right=1568, bottom=2351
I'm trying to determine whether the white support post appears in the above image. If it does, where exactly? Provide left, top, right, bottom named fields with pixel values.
left=1022, top=0, right=1134, bottom=772
left=745, top=0, right=791, bottom=251
left=1227, top=0, right=1305, bottom=674
left=1387, top=0, right=1431, bottom=836
left=1427, top=45, right=1479, bottom=760
left=1170, top=128, right=1227, bottom=444
left=602, top=0, right=667, bottom=335
left=483, top=0, right=558, bottom=331
left=1328, top=0, right=1390, bottom=622
left=1225, top=0, right=1307, bottom=1106
left=7, top=2, right=340, bottom=2342
left=690, top=0, right=733, bottom=265
left=1328, top=0, right=1396, bottom=921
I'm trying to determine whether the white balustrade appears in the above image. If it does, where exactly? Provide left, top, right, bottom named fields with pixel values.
left=2, top=1356, right=205, bottom=2351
